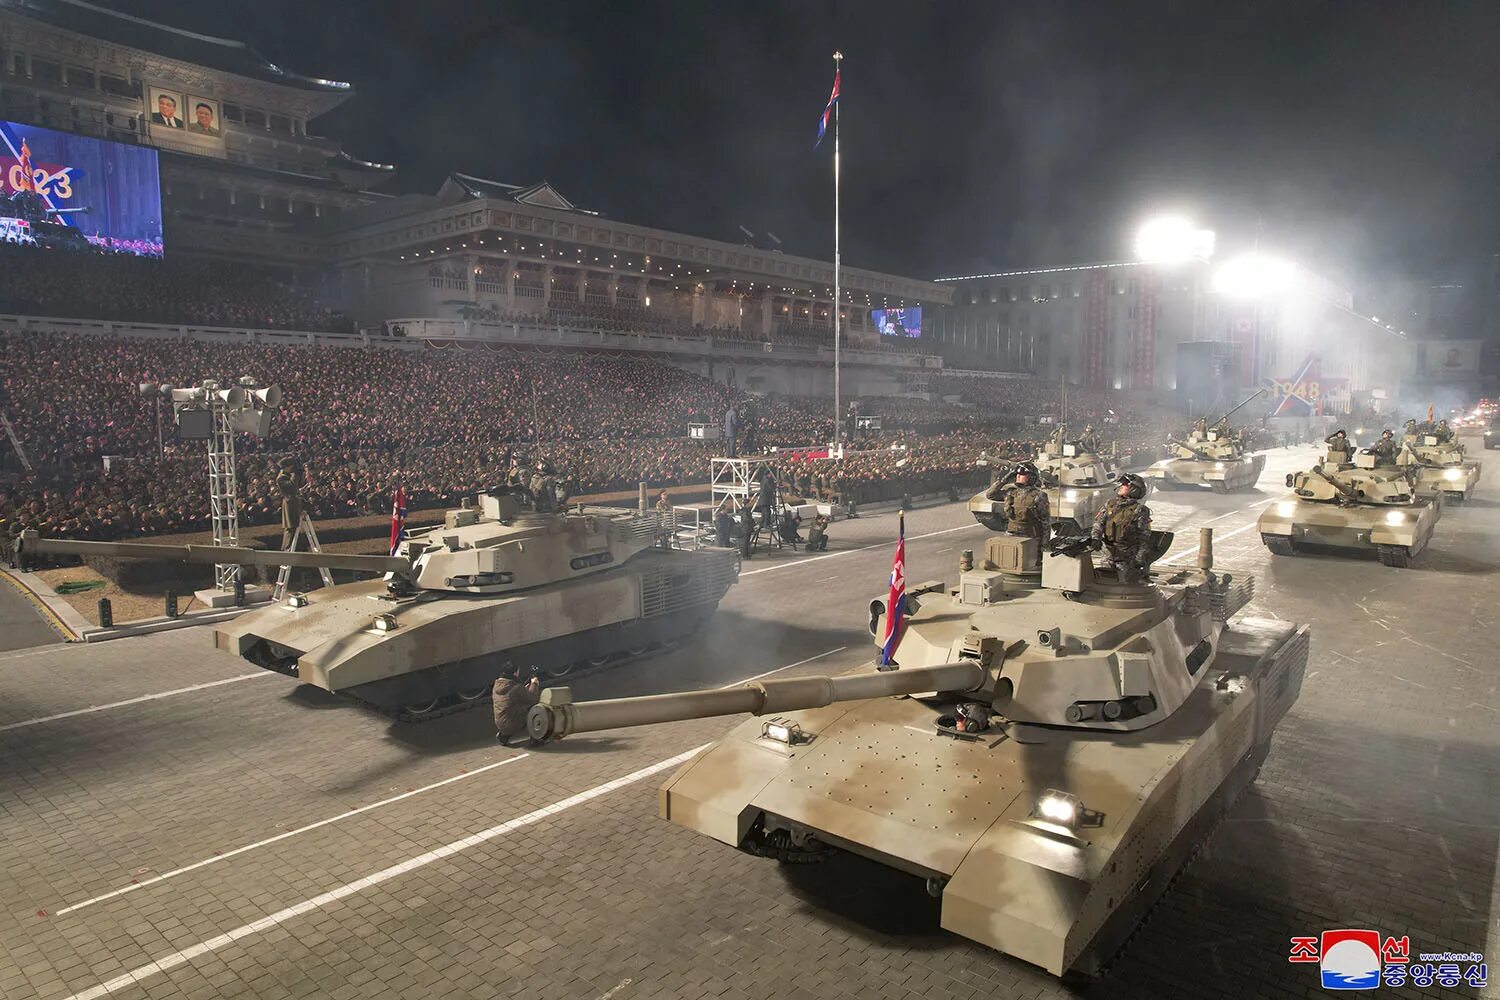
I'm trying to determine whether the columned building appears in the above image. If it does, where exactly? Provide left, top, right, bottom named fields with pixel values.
left=930, top=259, right=1410, bottom=405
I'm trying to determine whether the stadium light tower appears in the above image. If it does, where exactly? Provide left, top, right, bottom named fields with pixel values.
left=1132, top=215, right=1216, bottom=264
left=167, top=377, right=281, bottom=604
left=1210, top=252, right=1300, bottom=298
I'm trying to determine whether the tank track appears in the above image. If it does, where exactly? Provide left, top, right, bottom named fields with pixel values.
left=1069, top=738, right=1272, bottom=981
left=352, top=607, right=719, bottom=724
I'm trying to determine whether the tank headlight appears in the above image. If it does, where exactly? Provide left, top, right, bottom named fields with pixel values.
left=1385, top=510, right=1406, bottom=525
left=761, top=719, right=808, bottom=745
left=1214, top=462, right=1225, bottom=470
left=1063, top=489, right=1079, bottom=502
left=286, top=594, right=309, bottom=608
left=373, top=613, right=399, bottom=632
left=1443, top=467, right=1462, bottom=481
left=1034, top=788, right=1080, bottom=828
left=1275, top=501, right=1297, bottom=517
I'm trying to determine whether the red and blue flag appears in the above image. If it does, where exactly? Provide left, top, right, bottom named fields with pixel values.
left=389, top=484, right=407, bottom=556
left=880, top=512, right=906, bottom=666
left=815, top=68, right=840, bottom=147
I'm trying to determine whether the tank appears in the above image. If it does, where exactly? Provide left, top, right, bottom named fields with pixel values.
left=526, top=528, right=1309, bottom=977
left=1400, top=428, right=1481, bottom=502
left=1256, top=442, right=1440, bottom=567
left=1483, top=416, right=1500, bottom=450
left=1143, top=389, right=1268, bottom=493
left=968, top=428, right=1126, bottom=532
left=19, top=490, right=739, bottom=721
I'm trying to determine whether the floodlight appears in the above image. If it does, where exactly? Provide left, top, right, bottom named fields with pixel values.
left=1133, top=216, right=1215, bottom=263
left=1210, top=253, right=1300, bottom=298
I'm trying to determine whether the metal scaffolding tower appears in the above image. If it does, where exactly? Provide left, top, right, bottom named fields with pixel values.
left=206, top=398, right=241, bottom=590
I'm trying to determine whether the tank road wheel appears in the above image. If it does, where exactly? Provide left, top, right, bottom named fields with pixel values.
left=1377, top=544, right=1412, bottom=568
left=401, top=698, right=442, bottom=717
left=1262, top=534, right=1297, bottom=557
left=456, top=686, right=490, bottom=702
left=542, top=661, right=577, bottom=680
left=626, top=644, right=651, bottom=657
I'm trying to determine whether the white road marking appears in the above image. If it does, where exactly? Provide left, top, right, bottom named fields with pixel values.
left=740, top=522, right=979, bottom=577
left=0, top=673, right=277, bottom=733
left=60, top=746, right=708, bottom=1000
left=54, top=754, right=531, bottom=916
left=729, top=646, right=846, bottom=686
left=1158, top=522, right=1259, bottom=566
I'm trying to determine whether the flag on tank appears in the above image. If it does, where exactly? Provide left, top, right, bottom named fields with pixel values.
left=389, top=485, right=407, bottom=556
left=880, top=512, right=906, bottom=666
left=815, top=67, right=840, bottom=147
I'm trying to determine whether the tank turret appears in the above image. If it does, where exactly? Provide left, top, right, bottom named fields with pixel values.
left=1258, top=445, right=1441, bottom=566
left=18, top=489, right=739, bottom=720
left=517, top=527, right=1309, bottom=976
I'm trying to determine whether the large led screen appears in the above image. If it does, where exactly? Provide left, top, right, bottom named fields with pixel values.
left=872, top=306, right=922, bottom=338
left=0, top=120, right=164, bottom=257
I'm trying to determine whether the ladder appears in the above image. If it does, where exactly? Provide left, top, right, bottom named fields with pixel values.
left=274, top=511, right=336, bottom=601
left=0, top=412, right=33, bottom=473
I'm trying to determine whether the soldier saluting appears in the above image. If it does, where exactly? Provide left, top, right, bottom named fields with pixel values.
left=1091, top=473, right=1153, bottom=582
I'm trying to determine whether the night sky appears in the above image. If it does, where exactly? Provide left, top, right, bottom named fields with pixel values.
left=107, top=1, right=1500, bottom=290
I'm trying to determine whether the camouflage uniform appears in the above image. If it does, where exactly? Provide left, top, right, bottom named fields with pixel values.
left=493, top=673, right=540, bottom=745
left=1370, top=435, right=1397, bottom=463
left=1091, top=496, right=1153, bottom=581
left=1002, top=484, right=1050, bottom=541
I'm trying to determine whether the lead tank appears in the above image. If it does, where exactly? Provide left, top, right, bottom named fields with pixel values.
left=969, top=428, right=1126, bottom=531
left=1400, top=426, right=1481, bottom=502
left=21, top=490, right=738, bottom=721
left=1143, top=389, right=1268, bottom=493
left=526, top=528, right=1308, bottom=976
left=1257, top=441, right=1440, bottom=567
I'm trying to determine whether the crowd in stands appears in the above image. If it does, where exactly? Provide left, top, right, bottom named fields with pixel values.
left=1, top=330, right=1190, bottom=542
left=0, top=246, right=355, bottom=333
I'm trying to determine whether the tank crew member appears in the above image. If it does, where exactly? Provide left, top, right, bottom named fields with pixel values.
left=1212, top=416, right=1231, bottom=437
left=1091, top=473, right=1154, bottom=583
left=1002, top=462, right=1051, bottom=541
left=806, top=512, right=830, bottom=552
left=1047, top=425, right=1067, bottom=455
left=1324, top=428, right=1352, bottom=456
left=530, top=460, right=557, bottom=513
left=1079, top=424, right=1100, bottom=453
left=1191, top=417, right=1208, bottom=436
left=493, top=663, right=541, bottom=747
left=1370, top=429, right=1398, bottom=463
left=1436, top=418, right=1454, bottom=443
left=1403, top=418, right=1419, bottom=439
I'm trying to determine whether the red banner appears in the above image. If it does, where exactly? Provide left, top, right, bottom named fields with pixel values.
left=1084, top=271, right=1108, bottom=389
left=1133, top=273, right=1157, bottom=390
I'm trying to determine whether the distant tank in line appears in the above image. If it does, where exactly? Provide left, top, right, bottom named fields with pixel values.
left=1399, top=422, right=1480, bottom=502
left=1257, top=437, right=1440, bottom=567
left=1143, top=389, right=1268, bottom=493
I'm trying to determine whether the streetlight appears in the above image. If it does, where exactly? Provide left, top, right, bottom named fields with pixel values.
left=1132, top=216, right=1216, bottom=264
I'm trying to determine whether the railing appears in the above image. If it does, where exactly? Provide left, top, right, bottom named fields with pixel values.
left=0, top=313, right=945, bottom=370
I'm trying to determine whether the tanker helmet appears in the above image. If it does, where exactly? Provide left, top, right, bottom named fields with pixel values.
left=1115, top=472, right=1147, bottom=499
left=1013, top=461, right=1039, bottom=485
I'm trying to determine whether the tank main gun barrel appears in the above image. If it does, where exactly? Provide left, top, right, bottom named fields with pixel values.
left=528, top=660, right=986, bottom=741
left=1207, top=387, right=1268, bottom=427
left=17, top=530, right=409, bottom=574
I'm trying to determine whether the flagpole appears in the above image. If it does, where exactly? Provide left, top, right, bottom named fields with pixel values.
left=832, top=50, right=843, bottom=446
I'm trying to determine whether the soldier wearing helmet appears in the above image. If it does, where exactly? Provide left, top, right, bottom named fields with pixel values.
left=1091, top=473, right=1153, bottom=582
left=995, top=461, right=1050, bottom=541
left=1369, top=429, right=1397, bottom=464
